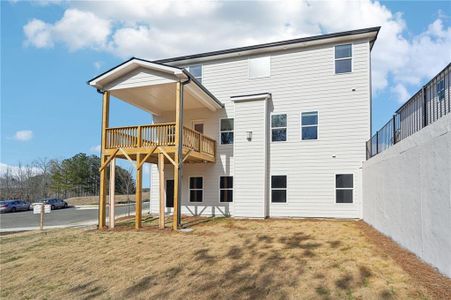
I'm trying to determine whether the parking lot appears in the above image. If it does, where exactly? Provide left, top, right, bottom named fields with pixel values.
left=0, top=202, right=150, bottom=231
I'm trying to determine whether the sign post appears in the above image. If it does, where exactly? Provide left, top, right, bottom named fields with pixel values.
left=33, top=203, right=51, bottom=230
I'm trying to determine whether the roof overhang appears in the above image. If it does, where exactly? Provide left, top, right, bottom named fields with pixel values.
left=88, top=58, right=223, bottom=115
left=156, top=27, right=381, bottom=65
left=231, top=93, right=271, bottom=102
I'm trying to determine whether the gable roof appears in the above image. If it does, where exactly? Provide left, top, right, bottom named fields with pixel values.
left=87, top=57, right=223, bottom=110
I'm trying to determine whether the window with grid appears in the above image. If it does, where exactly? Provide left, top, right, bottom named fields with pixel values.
left=271, top=175, right=287, bottom=203
left=219, top=176, right=233, bottom=202
left=220, top=118, right=234, bottom=144
left=186, top=65, right=202, bottom=83
left=301, top=111, right=318, bottom=140
left=336, top=174, right=353, bottom=203
left=189, top=177, right=203, bottom=202
left=335, top=44, right=352, bottom=74
left=271, top=114, right=287, bottom=142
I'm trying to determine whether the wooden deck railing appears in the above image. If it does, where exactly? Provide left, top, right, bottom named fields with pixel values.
left=105, top=123, right=216, bottom=158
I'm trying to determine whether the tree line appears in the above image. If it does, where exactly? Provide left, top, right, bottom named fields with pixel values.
left=0, top=153, right=135, bottom=202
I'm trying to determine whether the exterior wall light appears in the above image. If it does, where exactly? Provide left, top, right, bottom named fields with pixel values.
left=246, top=130, right=252, bottom=141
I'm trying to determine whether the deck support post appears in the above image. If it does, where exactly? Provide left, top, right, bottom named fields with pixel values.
left=158, top=153, right=165, bottom=229
left=135, top=153, right=143, bottom=229
left=173, top=81, right=184, bottom=230
left=109, top=158, right=116, bottom=229
left=99, top=91, right=110, bottom=230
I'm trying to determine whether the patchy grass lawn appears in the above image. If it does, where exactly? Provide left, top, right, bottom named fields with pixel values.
left=1, top=218, right=449, bottom=299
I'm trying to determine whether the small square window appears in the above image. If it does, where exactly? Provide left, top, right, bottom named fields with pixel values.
left=249, top=56, right=270, bottom=78
left=301, top=112, right=318, bottom=140
left=271, top=114, right=287, bottom=142
left=220, top=118, right=234, bottom=144
left=336, top=174, right=353, bottom=203
left=271, top=175, right=287, bottom=203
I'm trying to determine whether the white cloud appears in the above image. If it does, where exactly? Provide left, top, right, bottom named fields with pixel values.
left=90, top=145, right=101, bottom=153
left=392, top=83, right=410, bottom=104
left=0, top=162, right=41, bottom=176
left=22, top=0, right=451, bottom=103
left=23, top=9, right=111, bottom=51
left=93, top=61, right=101, bottom=70
left=23, top=19, right=53, bottom=48
left=14, top=130, right=33, bottom=141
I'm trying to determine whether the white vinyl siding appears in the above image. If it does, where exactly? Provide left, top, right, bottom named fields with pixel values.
left=151, top=38, right=371, bottom=219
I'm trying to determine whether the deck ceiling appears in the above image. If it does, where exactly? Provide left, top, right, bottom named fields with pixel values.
left=88, top=58, right=223, bottom=116
left=110, top=82, right=215, bottom=115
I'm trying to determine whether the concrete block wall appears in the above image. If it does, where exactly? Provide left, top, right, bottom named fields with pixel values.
left=363, top=113, right=451, bottom=277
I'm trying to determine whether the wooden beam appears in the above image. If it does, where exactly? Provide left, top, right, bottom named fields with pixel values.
left=173, top=81, right=183, bottom=230
left=137, top=146, right=156, bottom=170
left=109, top=158, right=116, bottom=229
left=158, top=153, right=165, bottom=229
left=118, top=148, right=136, bottom=168
left=99, top=148, right=119, bottom=172
left=135, top=153, right=143, bottom=229
left=158, top=146, right=176, bottom=166
left=99, top=91, right=110, bottom=230
left=180, top=149, right=192, bottom=166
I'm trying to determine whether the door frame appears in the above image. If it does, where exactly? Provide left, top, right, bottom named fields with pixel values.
left=192, top=119, right=205, bottom=134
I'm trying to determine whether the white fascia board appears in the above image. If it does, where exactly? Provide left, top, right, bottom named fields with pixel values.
left=89, top=59, right=187, bottom=89
left=231, top=93, right=271, bottom=102
left=163, top=32, right=377, bottom=66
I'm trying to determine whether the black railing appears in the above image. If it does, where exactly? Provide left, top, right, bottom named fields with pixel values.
left=367, top=63, right=450, bottom=159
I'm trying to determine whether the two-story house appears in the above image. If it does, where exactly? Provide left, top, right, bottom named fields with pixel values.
left=88, top=27, right=380, bottom=230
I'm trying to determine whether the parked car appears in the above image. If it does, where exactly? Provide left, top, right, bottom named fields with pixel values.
left=0, top=200, right=31, bottom=213
left=43, top=198, right=68, bottom=210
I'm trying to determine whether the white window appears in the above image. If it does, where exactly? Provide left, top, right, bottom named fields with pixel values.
left=219, top=176, right=233, bottom=202
left=271, top=114, right=287, bottom=142
left=271, top=175, right=287, bottom=203
left=301, top=111, right=318, bottom=140
left=249, top=56, right=270, bottom=79
left=189, top=177, right=203, bottom=202
left=335, top=44, right=352, bottom=74
left=220, top=118, right=234, bottom=144
left=335, top=174, right=353, bottom=203
left=186, top=65, right=202, bottom=83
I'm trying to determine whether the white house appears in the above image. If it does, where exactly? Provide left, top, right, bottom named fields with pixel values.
left=89, top=27, right=380, bottom=229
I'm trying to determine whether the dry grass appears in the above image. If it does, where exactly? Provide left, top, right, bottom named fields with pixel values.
left=65, top=192, right=150, bottom=206
left=1, top=217, right=446, bottom=299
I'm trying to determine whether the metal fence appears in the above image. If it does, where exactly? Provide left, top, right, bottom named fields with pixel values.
left=367, top=63, right=450, bottom=159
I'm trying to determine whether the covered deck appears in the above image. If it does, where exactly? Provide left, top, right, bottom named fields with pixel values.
left=88, top=58, right=223, bottom=231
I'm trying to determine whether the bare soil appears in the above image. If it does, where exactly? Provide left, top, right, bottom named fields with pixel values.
left=1, top=217, right=449, bottom=299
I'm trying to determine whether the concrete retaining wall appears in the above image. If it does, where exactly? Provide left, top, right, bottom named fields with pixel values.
left=363, top=113, right=451, bottom=277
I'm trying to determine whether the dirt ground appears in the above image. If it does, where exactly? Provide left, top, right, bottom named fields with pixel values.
left=1, top=217, right=449, bottom=299
left=65, top=192, right=149, bottom=206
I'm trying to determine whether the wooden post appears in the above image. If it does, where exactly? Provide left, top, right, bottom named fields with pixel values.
left=99, top=91, right=110, bottom=229
left=40, top=203, right=44, bottom=230
left=173, top=81, right=183, bottom=230
left=135, top=153, right=143, bottom=229
left=158, top=153, right=165, bottom=229
left=109, top=158, right=116, bottom=229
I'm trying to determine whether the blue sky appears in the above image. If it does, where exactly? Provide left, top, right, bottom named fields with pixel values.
left=1, top=0, right=450, bottom=172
